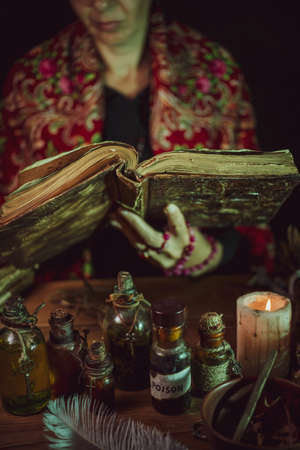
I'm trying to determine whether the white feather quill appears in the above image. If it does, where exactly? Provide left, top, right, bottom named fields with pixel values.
left=43, top=394, right=188, bottom=450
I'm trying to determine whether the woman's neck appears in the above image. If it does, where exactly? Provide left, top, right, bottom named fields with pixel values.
left=103, top=50, right=150, bottom=98
left=95, top=13, right=151, bottom=98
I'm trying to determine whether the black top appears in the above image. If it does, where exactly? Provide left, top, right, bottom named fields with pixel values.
left=152, top=299, right=186, bottom=327
left=102, top=86, right=152, bottom=162
left=92, top=85, right=162, bottom=276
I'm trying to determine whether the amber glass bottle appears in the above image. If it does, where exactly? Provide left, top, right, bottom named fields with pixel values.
left=0, top=297, right=51, bottom=415
left=103, top=271, right=152, bottom=391
left=47, top=308, right=87, bottom=398
left=81, top=340, right=115, bottom=408
left=150, top=299, right=191, bottom=415
left=192, top=312, right=241, bottom=397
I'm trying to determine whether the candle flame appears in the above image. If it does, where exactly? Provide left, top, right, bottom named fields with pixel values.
left=265, top=299, right=271, bottom=311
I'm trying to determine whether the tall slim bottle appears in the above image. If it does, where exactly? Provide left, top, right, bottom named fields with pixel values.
left=47, top=308, right=87, bottom=398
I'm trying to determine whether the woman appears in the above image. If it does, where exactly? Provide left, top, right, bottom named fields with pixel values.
left=0, top=0, right=272, bottom=279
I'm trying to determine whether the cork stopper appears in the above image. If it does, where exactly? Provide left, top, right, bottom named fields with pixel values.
left=198, top=312, right=224, bottom=335
left=85, top=340, right=113, bottom=376
left=49, top=308, right=75, bottom=345
left=109, top=271, right=143, bottom=308
left=89, top=341, right=107, bottom=362
left=152, top=299, right=185, bottom=327
left=49, top=308, right=73, bottom=326
left=115, top=271, right=135, bottom=295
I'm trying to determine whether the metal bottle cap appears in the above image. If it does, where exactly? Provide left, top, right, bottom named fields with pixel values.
left=151, top=299, right=186, bottom=327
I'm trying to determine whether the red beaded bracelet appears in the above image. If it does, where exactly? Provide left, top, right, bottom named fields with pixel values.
left=164, top=226, right=217, bottom=277
left=157, top=231, right=171, bottom=253
left=143, top=231, right=171, bottom=255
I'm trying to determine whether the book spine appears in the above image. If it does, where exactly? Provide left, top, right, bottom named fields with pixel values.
left=114, top=168, right=148, bottom=217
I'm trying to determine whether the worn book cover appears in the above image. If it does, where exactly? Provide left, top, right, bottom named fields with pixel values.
left=0, top=141, right=299, bottom=303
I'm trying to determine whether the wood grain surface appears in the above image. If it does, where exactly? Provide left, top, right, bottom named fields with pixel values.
left=0, top=274, right=253, bottom=450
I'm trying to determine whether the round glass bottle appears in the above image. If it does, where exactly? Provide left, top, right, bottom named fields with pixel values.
left=150, top=299, right=191, bottom=415
left=81, top=340, right=115, bottom=408
left=0, top=297, right=51, bottom=415
left=103, top=271, right=152, bottom=391
left=47, top=308, right=88, bottom=398
left=192, top=311, right=241, bottom=397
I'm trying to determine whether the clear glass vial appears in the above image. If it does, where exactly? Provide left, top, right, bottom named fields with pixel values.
left=47, top=308, right=88, bottom=398
left=81, top=340, right=115, bottom=408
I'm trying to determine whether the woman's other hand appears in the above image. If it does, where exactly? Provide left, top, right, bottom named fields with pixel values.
left=110, top=204, right=223, bottom=276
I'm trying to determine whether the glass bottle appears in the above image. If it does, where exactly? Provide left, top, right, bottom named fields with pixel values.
left=103, top=271, right=152, bottom=391
left=150, top=299, right=191, bottom=415
left=0, top=297, right=51, bottom=415
left=81, top=340, right=115, bottom=408
left=192, top=311, right=241, bottom=397
left=47, top=308, right=88, bottom=398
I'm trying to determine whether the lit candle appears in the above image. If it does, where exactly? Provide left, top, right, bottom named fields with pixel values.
left=236, top=291, right=292, bottom=377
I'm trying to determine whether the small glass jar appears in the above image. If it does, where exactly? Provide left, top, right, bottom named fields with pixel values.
left=47, top=308, right=88, bottom=398
left=81, top=340, right=114, bottom=408
left=150, top=299, right=191, bottom=415
left=192, top=311, right=241, bottom=397
left=102, top=271, right=152, bottom=391
left=0, top=297, right=51, bottom=415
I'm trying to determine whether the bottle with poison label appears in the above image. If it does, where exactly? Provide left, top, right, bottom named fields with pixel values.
left=150, top=299, right=191, bottom=414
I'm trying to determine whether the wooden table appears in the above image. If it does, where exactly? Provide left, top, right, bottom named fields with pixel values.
left=0, top=274, right=253, bottom=450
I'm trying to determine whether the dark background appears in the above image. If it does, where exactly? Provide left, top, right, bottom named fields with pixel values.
left=1, top=1, right=299, bottom=237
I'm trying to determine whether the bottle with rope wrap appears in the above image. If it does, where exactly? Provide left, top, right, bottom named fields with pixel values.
left=0, top=297, right=51, bottom=415
left=81, top=340, right=115, bottom=408
left=191, top=312, right=242, bottom=398
left=102, top=271, right=152, bottom=390
left=47, top=308, right=88, bottom=399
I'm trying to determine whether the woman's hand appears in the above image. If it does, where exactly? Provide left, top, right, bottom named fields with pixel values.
left=110, top=203, right=223, bottom=276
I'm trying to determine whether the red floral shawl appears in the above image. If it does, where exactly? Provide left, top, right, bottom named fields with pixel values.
left=0, top=10, right=258, bottom=199
left=0, top=10, right=273, bottom=274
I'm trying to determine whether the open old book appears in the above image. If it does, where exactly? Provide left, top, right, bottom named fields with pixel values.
left=0, top=141, right=299, bottom=301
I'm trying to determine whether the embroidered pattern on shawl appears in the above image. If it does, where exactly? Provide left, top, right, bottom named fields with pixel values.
left=0, top=9, right=257, bottom=201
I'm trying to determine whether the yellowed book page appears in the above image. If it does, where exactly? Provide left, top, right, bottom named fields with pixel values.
left=18, top=143, right=100, bottom=186
left=1, top=142, right=137, bottom=222
left=136, top=149, right=298, bottom=178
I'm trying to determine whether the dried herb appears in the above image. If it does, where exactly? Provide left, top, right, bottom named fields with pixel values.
left=244, top=394, right=300, bottom=447
left=214, top=378, right=300, bottom=448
